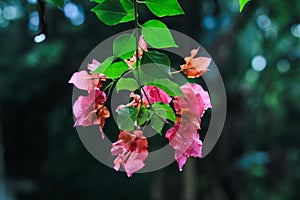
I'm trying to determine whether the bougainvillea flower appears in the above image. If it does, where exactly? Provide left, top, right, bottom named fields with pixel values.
left=115, top=92, right=141, bottom=112
left=166, top=123, right=203, bottom=171
left=87, top=59, right=101, bottom=73
left=180, top=48, right=212, bottom=78
left=166, top=82, right=212, bottom=170
left=142, top=85, right=172, bottom=106
left=125, top=36, right=148, bottom=68
left=73, top=90, right=110, bottom=139
left=111, top=130, right=148, bottom=177
left=69, top=71, right=106, bottom=92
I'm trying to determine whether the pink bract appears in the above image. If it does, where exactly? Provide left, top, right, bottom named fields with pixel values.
left=142, top=85, right=172, bottom=106
left=111, top=130, right=148, bottom=177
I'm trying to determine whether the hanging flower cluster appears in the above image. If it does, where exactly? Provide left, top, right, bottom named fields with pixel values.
left=69, top=0, right=213, bottom=177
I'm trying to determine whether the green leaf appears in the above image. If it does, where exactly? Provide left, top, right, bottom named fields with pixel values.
left=151, top=114, right=164, bottom=135
left=91, top=0, right=127, bottom=26
left=137, top=108, right=151, bottom=126
left=133, top=66, right=154, bottom=85
left=48, top=0, right=65, bottom=8
left=145, top=0, right=184, bottom=17
left=116, top=78, right=139, bottom=92
left=142, top=20, right=178, bottom=48
left=103, top=61, right=129, bottom=78
left=92, top=56, right=115, bottom=74
left=141, top=51, right=171, bottom=79
left=113, top=34, right=136, bottom=59
left=151, top=102, right=176, bottom=122
left=144, top=78, right=183, bottom=97
left=239, top=0, right=250, bottom=12
left=117, top=107, right=138, bottom=130
left=120, top=0, right=135, bottom=23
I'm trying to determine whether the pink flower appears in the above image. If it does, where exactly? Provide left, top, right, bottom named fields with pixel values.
left=73, top=90, right=110, bottom=139
left=142, top=85, right=172, bottom=106
left=166, top=123, right=202, bottom=171
left=87, top=59, right=101, bottom=73
left=180, top=48, right=211, bottom=78
left=115, top=92, right=141, bottom=112
left=166, top=82, right=212, bottom=170
left=69, top=59, right=106, bottom=92
left=111, top=130, right=148, bottom=177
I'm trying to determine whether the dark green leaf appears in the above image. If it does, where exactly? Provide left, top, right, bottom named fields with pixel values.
left=142, top=20, right=178, bottom=48
left=113, top=34, right=136, bottom=59
left=141, top=51, right=171, bottom=79
left=91, top=0, right=127, bottom=26
left=103, top=61, right=129, bottom=78
left=120, top=0, right=135, bottom=23
left=117, top=107, right=138, bottom=130
left=48, top=0, right=65, bottom=8
left=137, top=108, right=151, bottom=126
left=151, top=102, right=176, bottom=122
left=145, top=0, right=184, bottom=17
left=92, top=56, right=115, bottom=74
left=116, top=78, right=139, bottom=92
left=144, top=78, right=183, bottom=97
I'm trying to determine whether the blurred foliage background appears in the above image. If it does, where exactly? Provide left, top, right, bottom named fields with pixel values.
left=0, top=0, right=300, bottom=199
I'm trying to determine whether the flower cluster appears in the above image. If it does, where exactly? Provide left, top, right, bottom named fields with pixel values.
left=70, top=45, right=212, bottom=177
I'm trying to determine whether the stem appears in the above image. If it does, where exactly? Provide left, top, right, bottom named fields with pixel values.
left=171, top=69, right=183, bottom=74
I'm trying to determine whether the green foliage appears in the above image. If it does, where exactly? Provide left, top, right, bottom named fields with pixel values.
left=142, top=20, right=178, bottom=48
left=116, top=78, right=139, bottom=92
left=239, top=0, right=250, bottom=12
left=117, top=107, right=138, bottom=130
left=137, top=107, right=151, bottom=126
left=119, top=0, right=135, bottom=23
left=91, top=0, right=127, bottom=26
left=113, top=34, right=136, bottom=59
left=150, top=102, right=176, bottom=135
left=48, top=0, right=65, bottom=8
left=92, top=56, right=114, bottom=74
left=144, top=78, right=183, bottom=97
left=141, top=51, right=171, bottom=79
left=103, top=61, right=129, bottom=78
left=145, top=0, right=184, bottom=17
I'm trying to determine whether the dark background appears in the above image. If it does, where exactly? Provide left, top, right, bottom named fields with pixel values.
left=0, top=0, right=300, bottom=199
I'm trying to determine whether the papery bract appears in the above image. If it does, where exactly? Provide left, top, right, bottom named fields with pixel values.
left=111, top=130, right=148, bottom=177
left=180, top=48, right=211, bottom=78
left=87, top=59, right=101, bottom=73
left=166, top=82, right=212, bottom=170
left=69, top=71, right=106, bottom=92
left=166, top=123, right=202, bottom=171
left=73, top=90, right=110, bottom=139
left=142, top=85, right=172, bottom=106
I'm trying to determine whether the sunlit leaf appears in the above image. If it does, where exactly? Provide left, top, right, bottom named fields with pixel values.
left=151, top=102, right=176, bottom=122
left=239, top=0, right=250, bottom=12
left=120, top=0, right=135, bottom=23
left=103, top=61, right=129, bottom=78
left=48, top=0, right=65, bottom=8
left=142, top=20, right=178, bottom=48
left=137, top=108, right=151, bottom=126
left=92, top=56, right=115, bottom=74
left=145, top=0, right=184, bottom=17
left=151, top=114, right=164, bottom=135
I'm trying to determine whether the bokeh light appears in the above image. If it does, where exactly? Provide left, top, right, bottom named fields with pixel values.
left=251, top=55, right=267, bottom=72
left=277, top=59, right=290, bottom=73
left=34, top=33, right=46, bottom=43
